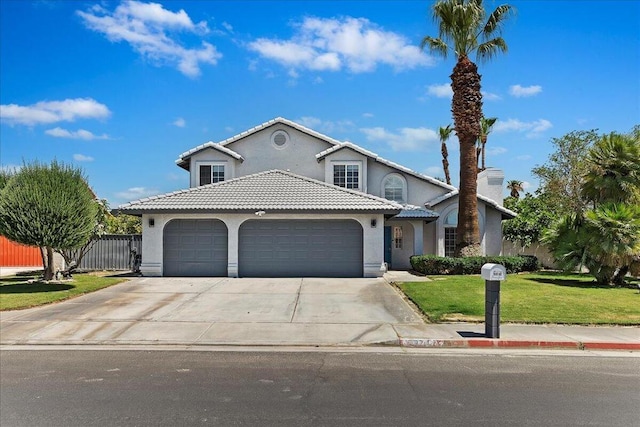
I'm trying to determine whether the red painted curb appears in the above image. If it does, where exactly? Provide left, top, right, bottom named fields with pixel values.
left=397, top=338, right=639, bottom=351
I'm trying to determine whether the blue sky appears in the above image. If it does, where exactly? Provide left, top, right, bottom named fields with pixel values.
left=1, top=0, right=638, bottom=207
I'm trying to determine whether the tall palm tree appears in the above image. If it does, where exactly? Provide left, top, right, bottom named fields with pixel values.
left=506, top=179, right=524, bottom=198
left=438, top=125, right=454, bottom=185
left=478, top=116, right=497, bottom=171
left=422, top=0, right=514, bottom=257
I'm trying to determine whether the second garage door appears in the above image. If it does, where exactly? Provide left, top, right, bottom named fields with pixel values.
left=239, top=219, right=363, bottom=277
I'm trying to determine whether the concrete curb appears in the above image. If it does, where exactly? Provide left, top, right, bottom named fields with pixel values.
left=393, top=338, right=640, bottom=351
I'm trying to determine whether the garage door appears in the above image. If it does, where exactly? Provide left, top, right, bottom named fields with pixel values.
left=239, top=220, right=363, bottom=277
left=163, top=219, right=228, bottom=277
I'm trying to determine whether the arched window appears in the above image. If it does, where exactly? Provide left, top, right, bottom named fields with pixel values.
left=382, top=174, right=406, bottom=204
left=443, top=210, right=458, bottom=257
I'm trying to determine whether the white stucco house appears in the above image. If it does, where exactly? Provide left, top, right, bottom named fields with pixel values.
left=118, top=117, right=516, bottom=278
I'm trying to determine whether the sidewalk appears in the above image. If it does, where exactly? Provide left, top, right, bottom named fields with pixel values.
left=383, top=270, right=639, bottom=351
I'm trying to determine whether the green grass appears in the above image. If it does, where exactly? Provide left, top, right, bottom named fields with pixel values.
left=0, top=272, right=128, bottom=311
left=398, top=271, right=640, bottom=325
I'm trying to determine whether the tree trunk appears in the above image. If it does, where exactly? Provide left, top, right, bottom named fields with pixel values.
left=43, top=246, right=55, bottom=281
left=451, top=56, right=482, bottom=257
left=442, top=142, right=451, bottom=185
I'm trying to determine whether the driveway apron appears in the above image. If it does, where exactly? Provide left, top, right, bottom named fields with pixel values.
left=0, top=277, right=424, bottom=346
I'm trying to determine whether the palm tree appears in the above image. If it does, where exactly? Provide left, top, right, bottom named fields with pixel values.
left=478, top=116, right=497, bottom=171
left=506, top=179, right=524, bottom=198
left=422, top=0, right=514, bottom=257
left=581, top=132, right=640, bottom=206
left=438, top=125, right=454, bottom=185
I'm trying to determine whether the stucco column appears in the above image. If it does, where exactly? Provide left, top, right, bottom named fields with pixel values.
left=225, top=218, right=240, bottom=278
left=410, top=220, right=424, bottom=256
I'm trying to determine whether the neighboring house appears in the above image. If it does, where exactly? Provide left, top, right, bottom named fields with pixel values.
left=118, top=117, right=515, bottom=278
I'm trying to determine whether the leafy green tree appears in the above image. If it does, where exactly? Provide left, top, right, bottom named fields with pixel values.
left=542, top=128, right=640, bottom=285
left=532, top=130, right=599, bottom=216
left=438, top=125, right=454, bottom=185
left=0, top=161, right=98, bottom=280
left=503, top=192, right=557, bottom=247
left=422, top=0, right=514, bottom=256
left=106, top=212, right=142, bottom=234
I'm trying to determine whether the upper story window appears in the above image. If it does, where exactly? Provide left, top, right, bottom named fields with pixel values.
left=199, top=163, right=225, bottom=186
left=333, top=163, right=360, bottom=190
left=382, top=174, right=407, bottom=204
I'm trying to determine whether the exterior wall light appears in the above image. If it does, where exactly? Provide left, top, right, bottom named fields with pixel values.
left=371, top=219, right=377, bottom=228
left=148, top=218, right=155, bottom=227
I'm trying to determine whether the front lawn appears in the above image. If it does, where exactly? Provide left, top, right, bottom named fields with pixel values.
left=398, top=271, right=640, bottom=325
left=0, top=272, right=128, bottom=311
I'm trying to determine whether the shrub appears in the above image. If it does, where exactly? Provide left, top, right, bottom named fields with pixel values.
left=410, top=255, right=540, bottom=275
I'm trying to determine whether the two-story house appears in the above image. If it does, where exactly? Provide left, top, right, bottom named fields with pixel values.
left=118, top=117, right=515, bottom=278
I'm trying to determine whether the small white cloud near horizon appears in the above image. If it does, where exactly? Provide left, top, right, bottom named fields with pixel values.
left=486, top=146, right=507, bottom=156
left=516, top=154, right=532, bottom=161
left=423, top=166, right=443, bottom=177
left=362, top=112, right=374, bottom=118
left=297, top=116, right=354, bottom=134
left=0, top=98, right=110, bottom=126
left=521, top=181, right=532, bottom=190
left=361, top=126, right=438, bottom=151
left=494, top=118, right=552, bottom=138
left=509, top=84, right=542, bottom=98
left=73, top=154, right=94, bottom=162
left=173, top=117, right=186, bottom=127
left=45, top=127, right=110, bottom=140
left=77, top=1, right=221, bottom=78
left=482, top=91, right=501, bottom=101
left=248, top=16, right=433, bottom=75
left=0, top=164, right=22, bottom=173
left=426, top=83, right=452, bottom=99
left=115, top=186, right=159, bottom=201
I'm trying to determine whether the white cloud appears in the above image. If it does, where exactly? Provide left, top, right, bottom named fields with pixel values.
left=426, top=83, right=452, bottom=98
left=521, top=181, right=532, bottom=190
left=362, top=112, right=374, bottom=118
left=423, top=166, right=442, bottom=177
left=221, top=22, right=233, bottom=33
left=494, top=118, right=552, bottom=138
left=0, top=164, right=22, bottom=173
left=73, top=153, right=94, bottom=162
left=482, top=91, right=501, bottom=101
left=509, top=84, right=542, bottom=97
left=516, top=154, right=532, bottom=161
left=361, top=126, right=438, bottom=151
left=45, top=127, right=109, bottom=140
left=486, top=146, right=507, bottom=156
left=296, top=116, right=354, bottom=134
left=172, top=117, right=186, bottom=127
left=248, top=16, right=432, bottom=74
left=77, top=1, right=221, bottom=78
left=115, top=186, right=158, bottom=201
left=0, top=98, right=110, bottom=126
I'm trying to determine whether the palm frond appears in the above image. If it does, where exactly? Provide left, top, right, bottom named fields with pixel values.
left=483, top=5, right=514, bottom=39
left=476, top=37, right=508, bottom=62
left=421, top=36, right=450, bottom=58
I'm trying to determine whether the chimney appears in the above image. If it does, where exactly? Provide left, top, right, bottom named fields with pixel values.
left=477, top=168, right=505, bottom=206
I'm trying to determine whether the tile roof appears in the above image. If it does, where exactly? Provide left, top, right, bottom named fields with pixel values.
left=316, top=142, right=457, bottom=192
left=425, top=190, right=518, bottom=219
left=175, top=142, right=244, bottom=170
left=392, top=206, right=440, bottom=220
left=117, top=169, right=403, bottom=214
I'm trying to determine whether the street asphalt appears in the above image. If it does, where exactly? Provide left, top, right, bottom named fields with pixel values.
left=1, top=273, right=638, bottom=350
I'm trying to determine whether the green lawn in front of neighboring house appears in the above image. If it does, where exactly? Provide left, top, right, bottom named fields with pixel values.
left=0, top=272, right=128, bottom=311
left=398, top=271, right=640, bottom=325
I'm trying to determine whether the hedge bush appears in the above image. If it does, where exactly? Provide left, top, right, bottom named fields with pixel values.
left=410, top=254, right=540, bottom=275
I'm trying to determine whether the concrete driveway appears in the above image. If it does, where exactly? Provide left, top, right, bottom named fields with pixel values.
left=0, top=277, right=425, bottom=346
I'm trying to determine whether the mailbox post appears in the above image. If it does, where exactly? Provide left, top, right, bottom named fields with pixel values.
left=481, top=263, right=507, bottom=338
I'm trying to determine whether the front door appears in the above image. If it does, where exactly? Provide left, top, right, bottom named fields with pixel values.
left=384, top=226, right=392, bottom=268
